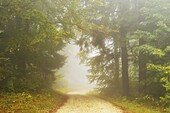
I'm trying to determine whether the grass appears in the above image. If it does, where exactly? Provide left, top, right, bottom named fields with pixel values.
left=101, top=96, right=170, bottom=113
left=0, top=91, right=68, bottom=113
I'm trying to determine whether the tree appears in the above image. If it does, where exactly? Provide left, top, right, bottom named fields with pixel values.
left=76, top=0, right=122, bottom=96
left=77, top=0, right=170, bottom=99
left=0, top=0, right=79, bottom=92
left=130, top=0, right=170, bottom=98
left=77, top=0, right=142, bottom=96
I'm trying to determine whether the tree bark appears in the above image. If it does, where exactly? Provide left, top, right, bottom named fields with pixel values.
left=120, top=28, right=129, bottom=96
left=114, top=38, right=120, bottom=90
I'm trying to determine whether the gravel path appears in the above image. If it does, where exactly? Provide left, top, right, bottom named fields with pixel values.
left=56, top=95, right=123, bottom=113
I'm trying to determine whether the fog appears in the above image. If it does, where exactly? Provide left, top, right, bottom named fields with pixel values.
left=54, top=44, right=95, bottom=94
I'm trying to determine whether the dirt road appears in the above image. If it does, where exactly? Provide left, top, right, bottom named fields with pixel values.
left=56, top=95, right=123, bottom=113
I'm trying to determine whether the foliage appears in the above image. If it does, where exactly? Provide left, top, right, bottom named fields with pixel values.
left=0, top=0, right=170, bottom=111
left=151, top=65, right=170, bottom=107
left=132, top=0, right=170, bottom=100
left=0, top=0, right=81, bottom=92
left=77, top=0, right=126, bottom=96
left=136, top=45, right=165, bottom=58
left=77, top=0, right=170, bottom=107
left=0, top=91, right=67, bottom=113
left=104, top=96, right=170, bottom=113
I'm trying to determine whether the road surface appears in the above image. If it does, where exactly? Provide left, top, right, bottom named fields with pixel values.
left=56, top=95, right=123, bottom=113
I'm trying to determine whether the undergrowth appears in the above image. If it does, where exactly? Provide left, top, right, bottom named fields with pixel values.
left=0, top=91, right=67, bottom=113
left=102, top=96, right=170, bottom=113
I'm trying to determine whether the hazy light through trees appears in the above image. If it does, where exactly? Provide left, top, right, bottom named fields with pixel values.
left=55, top=44, right=95, bottom=94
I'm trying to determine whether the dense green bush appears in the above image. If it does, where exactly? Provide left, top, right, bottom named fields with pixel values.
left=0, top=0, right=69, bottom=92
left=147, top=64, right=170, bottom=107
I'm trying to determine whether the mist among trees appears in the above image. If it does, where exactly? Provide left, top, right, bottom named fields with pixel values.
left=0, top=0, right=170, bottom=112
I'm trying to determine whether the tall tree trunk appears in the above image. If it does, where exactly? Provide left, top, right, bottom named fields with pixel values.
left=139, top=38, right=146, bottom=94
left=16, top=17, right=27, bottom=76
left=114, top=38, right=120, bottom=90
left=120, top=28, right=129, bottom=96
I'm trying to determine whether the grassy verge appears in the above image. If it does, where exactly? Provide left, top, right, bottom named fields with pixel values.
left=100, top=96, right=170, bottom=113
left=0, top=91, right=68, bottom=113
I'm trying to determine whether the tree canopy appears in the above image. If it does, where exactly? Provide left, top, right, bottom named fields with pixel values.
left=0, top=0, right=80, bottom=92
left=0, top=0, right=170, bottom=108
left=76, top=0, right=170, bottom=107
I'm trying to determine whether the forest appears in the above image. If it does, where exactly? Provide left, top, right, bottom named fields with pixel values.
left=0, top=0, right=170, bottom=112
